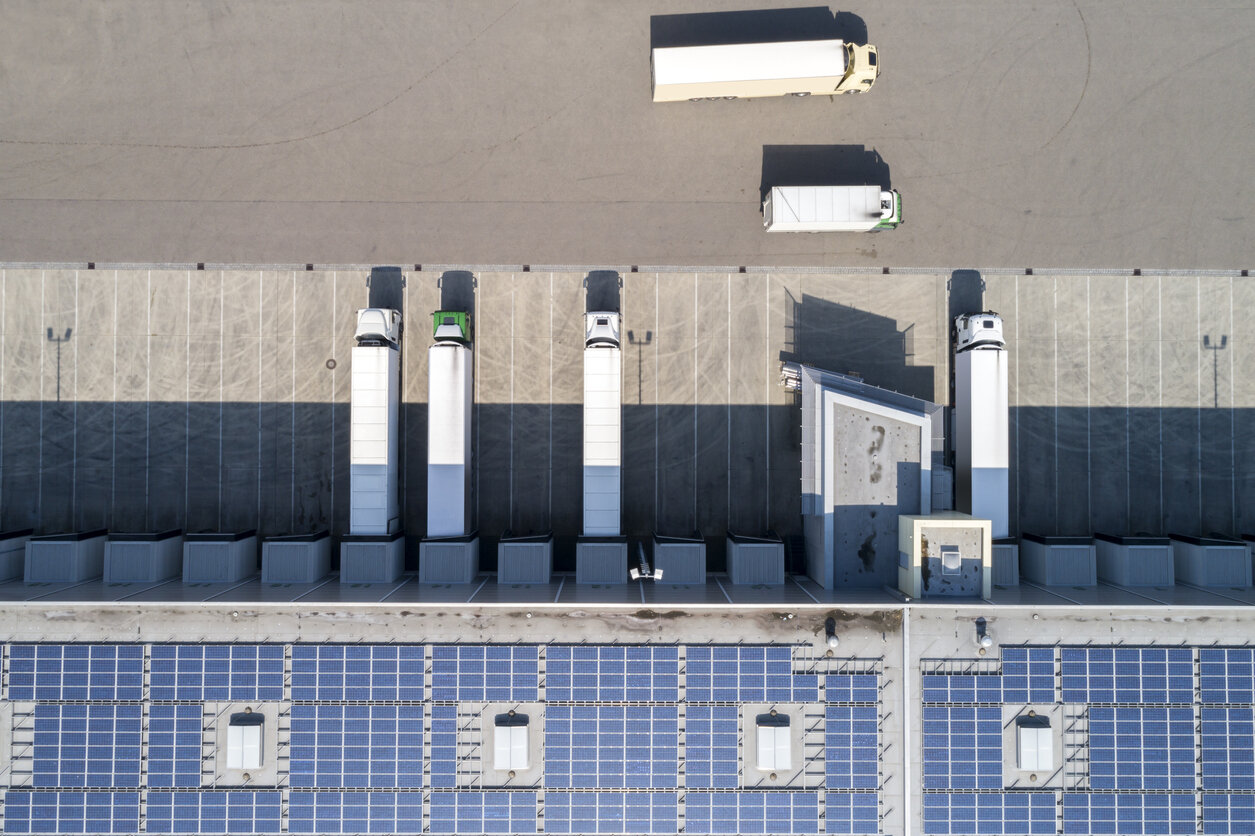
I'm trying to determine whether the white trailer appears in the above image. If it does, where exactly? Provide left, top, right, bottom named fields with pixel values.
left=350, top=309, right=401, bottom=535
left=954, top=312, right=1009, bottom=539
left=764, top=185, right=902, bottom=232
left=427, top=312, right=474, bottom=539
left=651, top=39, right=879, bottom=102
left=583, top=312, right=622, bottom=536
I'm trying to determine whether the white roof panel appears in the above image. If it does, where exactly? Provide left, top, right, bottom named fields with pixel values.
left=653, top=39, right=846, bottom=85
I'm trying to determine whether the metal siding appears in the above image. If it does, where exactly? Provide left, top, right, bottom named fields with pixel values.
left=727, top=539, right=785, bottom=585
left=182, top=537, right=256, bottom=583
left=260, top=538, right=331, bottom=583
left=24, top=536, right=106, bottom=583
left=103, top=537, right=182, bottom=583
left=497, top=540, right=554, bottom=584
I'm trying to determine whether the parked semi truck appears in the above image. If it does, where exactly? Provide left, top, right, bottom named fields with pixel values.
left=583, top=312, right=622, bottom=537
left=651, top=38, right=878, bottom=102
left=427, top=311, right=473, bottom=539
left=350, top=308, right=402, bottom=535
left=763, top=185, right=902, bottom=232
left=954, top=312, right=1009, bottom=539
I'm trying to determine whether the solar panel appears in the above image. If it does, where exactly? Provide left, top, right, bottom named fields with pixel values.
left=1060, top=646, right=1192, bottom=704
left=686, top=646, right=817, bottom=703
left=288, top=791, right=424, bottom=834
left=920, top=674, right=1002, bottom=704
left=545, top=645, right=678, bottom=702
left=684, top=791, right=821, bottom=835
left=825, top=705, right=878, bottom=790
left=1201, top=648, right=1255, bottom=704
left=32, top=704, right=142, bottom=788
left=2, top=791, right=141, bottom=835
left=544, top=705, right=679, bottom=789
left=825, top=673, right=879, bottom=704
left=544, top=791, right=678, bottom=834
left=289, top=704, right=423, bottom=788
left=826, top=793, right=879, bottom=835
left=1087, top=706, right=1194, bottom=792
left=431, top=644, right=539, bottom=702
left=1061, top=792, right=1194, bottom=836
left=428, top=790, right=536, bottom=834
left=1201, top=793, right=1255, bottom=835
left=8, top=644, right=143, bottom=701
left=149, top=644, right=284, bottom=702
left=1000, top=647, right=1055, bottom=704
left=145, top=791, right=282, bottom=834
left=290, top=644, right=423, bottom=701
left=921, top=705, right=1002, bottom=791
left=146, top=705, right=202, bottom=788
left=685, top=705, right=739, bottom=788
left=1200, top=706, right=1255, bottom=792
left=922, top=793, right=1055, bottom=836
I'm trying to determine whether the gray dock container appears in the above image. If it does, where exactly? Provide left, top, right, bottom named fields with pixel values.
left=1094, top=533, right=1174, bottom=587
left=991, top=538, right=1019, bottom=587
left=183, top=531, right=258, bottom=583
left=726, top=532, right=785, bottom=585
left=652, top=533, right=706, bottom=585
left=24, top=530, right=108, bottom=583
left=339, top=534, right=405, bottom=583
left=1019, top=533, right=1096, bottom=586
left=419, top=534, right=479, bottom=584
left=1171, top=534, right=1251, bottom=588
left=497, top=533, right=553, bottom=585
left=103, top=530, right=184, bottom=583
left=261, top=532, right=331, bottom=584
left=0, top=529, right=33, bottom=581
left=576, top=537, right=628, bottom=584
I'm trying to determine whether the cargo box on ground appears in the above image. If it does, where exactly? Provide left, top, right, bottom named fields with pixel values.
left=183, top=531, right=258, bottom=583
left=104, top=530, right=183, bottom=583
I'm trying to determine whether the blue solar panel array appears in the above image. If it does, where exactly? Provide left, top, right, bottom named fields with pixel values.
left=289, top=704, right=423, bottom=788
left=826, top=793, right=880, bottom=835
left=1201, top=648, right=1255, bottom=704
left=686, top=646, right=819, bottom=703
left=428, top=791, right=536, bottom=834
left=1203, top=793, right=1255, bottom=835
left=32, top=705, right=141, bottom=789
left=291, top=644, right=423, bottom=701
left=1089, top=706, right=1194, bottom=792
left=8, top=644, right=142, bottom=702
left=150, top=644, right=284, bottom=702
left=288, top=792, right=423, bottom=834
left=826, top=705, right=878, bottom=790
left=544, top=705, right=679, bottom=789
left=544, top=792, right=678, bottom=834
left=428, top=704, right=460, bottom=789
left=1060, top=646, right=1193, bottom=704
left=2, top=792, right=140, bottom=835
left=545, top=645, right=678, bottom=702
left=685, top=791, right=820, bottom=835
left=145, top=791, right=282, bottom=834
left=922, top=647, right=1052, bottom=705
left=1202, top=706, right=1255, bottom=792
left=923, top=793, right=1055, bottom=836
left=825, top=673, right=879, bottom=704
left=431, top=644, right=539, bottom=702
left=147, top=705, right=203, bottom=788
left=922, top=705, right=1003, bottom=791
left=1061, top=792, right=1195, bottom=835
left=685, top=705, right=740, bottom=789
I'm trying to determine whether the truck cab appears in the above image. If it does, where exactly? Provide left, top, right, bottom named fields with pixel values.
left=432, top=311, right=472, bottom=345
left=839, top=43, right=879, bottom=92
left=585, top=312, right=620, bottom=348
left=955, top=313, right=1005, bottom=352
left=355, top=309, right=401, bottom=347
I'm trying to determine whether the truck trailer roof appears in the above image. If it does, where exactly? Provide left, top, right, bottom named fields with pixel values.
left=652, top=39, right=847, bottom=86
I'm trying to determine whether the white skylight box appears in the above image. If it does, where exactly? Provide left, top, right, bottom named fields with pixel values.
left=227, top=714, right=264, bottom=770
left=755, top=714, right=791, bottom=771
left=493, top=713, right=530, bottom=771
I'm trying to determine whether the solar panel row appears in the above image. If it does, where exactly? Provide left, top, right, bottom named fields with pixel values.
left=291, top=644, right=424, bottom=702
left=685, top=705, right=740, bottom=789
left=150, top=645, right=284, bottom=702
left=825, top=705, right=878, bottom=790
left=1059, top=647, right=1194, bottom=705
left=686, top=646, right=819, bottom=703
left=1060, top=792, right=1195, bottom=836
left=431, top=645, right=539, bottom=703
left=2, top=791, right=140, bottom=835
left=545, top=645, right=679, bottom=703
left=1201, top=649, right=1255, bottom=705
left=922, top=706, right=1003, bottom=791
left=544, top=791, right=678, bottom=834
left=544, top=705, right=679, bottom=789
left=288, top=792, right=423, bottom=834
left=146, top=704, right=203, bottom=788
left=923, top=792, right=1055, bottom=836
left=428, top=790, right=536, bottom=835
left=8, top=645, right=143, bottom=702
left=1201, top=706, right=1255, bottom=792
left=288, top=704, right=423, bottom=789
left=1088, top=706, right=1194, bottom=792
left=32, top=705, right=142, bottom=789
left=685, top=791, right=820, bottom=835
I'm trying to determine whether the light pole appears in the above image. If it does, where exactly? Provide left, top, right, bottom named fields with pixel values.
left=47, top=327, right=72, bottom=402
left=1203, top=335, right=1227, bottom=408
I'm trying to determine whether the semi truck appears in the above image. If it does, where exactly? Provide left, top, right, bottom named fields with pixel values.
left=583, top=312, right=622, bottom=537
left=954, top=312, right=1009, bottom=538
left=763, top=185, right=902, bottom=232
left=350, top=308, right=402, bottom=535
left=427, top=311, right=474, bottom=539
left=651, top=38, right=878, bottom=102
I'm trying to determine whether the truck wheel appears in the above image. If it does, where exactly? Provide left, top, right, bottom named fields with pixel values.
left=791, top=92, right=811, bottom=97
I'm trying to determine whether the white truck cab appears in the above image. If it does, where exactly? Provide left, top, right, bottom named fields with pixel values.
left=955, top=313, right=1006, bottom=352
left=355, top=308, right=401, bottom=346
left=585, top=312, right=620, bottom=348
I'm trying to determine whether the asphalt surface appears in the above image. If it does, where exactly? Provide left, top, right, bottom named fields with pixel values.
left=1, top=1, right=1253, bottom=268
